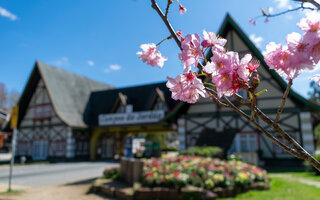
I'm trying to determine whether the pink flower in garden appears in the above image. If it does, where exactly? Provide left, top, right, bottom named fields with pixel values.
left=179, top=34, right=202, bottom=69
left=179, top=5, right=187, bottom=15
left=310, top=74, right=320, bottom=86
left=137, top=43, right=167, bottom=68
left=201, top=30, right=227, bottom=52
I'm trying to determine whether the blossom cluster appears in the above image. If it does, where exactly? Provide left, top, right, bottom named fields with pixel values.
left=142, top=155, right=268, bottom=189
left=137, top=43, right=167, bottom=68
left=167, top=30, right=259, bottom=100
left=264, top=11, right=320, bottom=81
left=137, top=10, right=320, bottom=104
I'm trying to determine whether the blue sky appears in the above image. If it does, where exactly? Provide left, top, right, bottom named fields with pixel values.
left=0, top=0, right=319, bottom=97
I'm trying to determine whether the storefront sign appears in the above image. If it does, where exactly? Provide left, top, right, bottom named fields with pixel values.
left=98, top=110, right=165, bottom=126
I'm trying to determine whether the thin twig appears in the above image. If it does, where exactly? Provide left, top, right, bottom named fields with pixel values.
left=274, top=79, right=293, bottom=125
left=219, top=94, right=299, bottom=157
left=206, top=88, right=229, bottom=107
left=294, top=0, right=320, bottom=9
left=164, top=0, right=173, bottom=18
left=151, top=0, right=182, bottom=51
left=250, top=93, right=256, bottom=121
left=232, top=93, right=320, bottom=171
left=156, top=35, right=172, bottom=46
left=252, top=3, right=317, bottom=22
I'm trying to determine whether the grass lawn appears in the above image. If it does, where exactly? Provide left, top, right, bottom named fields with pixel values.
left=220, top=176, right=320, bottom=200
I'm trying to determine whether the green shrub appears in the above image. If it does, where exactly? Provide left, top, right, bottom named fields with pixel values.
left=179, top=146, right=223, bottom=158
left=103, top=166, right=120, bottom=180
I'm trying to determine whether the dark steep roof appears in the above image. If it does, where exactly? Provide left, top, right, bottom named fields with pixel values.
left=37, top=62, right=114, bottom=128
left=10, top=61, right=113, bottom=129
left=84, top=82, right=179, bottom=127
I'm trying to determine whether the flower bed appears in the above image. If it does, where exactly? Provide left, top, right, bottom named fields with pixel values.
left=103, top=166, right=120, bottom=180
left=142, top=155, right=269, bottom=194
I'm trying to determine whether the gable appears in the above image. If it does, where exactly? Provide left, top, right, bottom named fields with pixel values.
left=20, top=79, right=63, bottom=128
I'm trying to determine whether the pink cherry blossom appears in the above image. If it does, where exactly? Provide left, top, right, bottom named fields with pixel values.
left=297, top=11, right=320, bottom=34
left=137, top=43, right=167, bottom=68
left=201, top=30, right=227, bottom=52
left=236, top=54, right=252, bottom=82
left=212, top=71, right=235, bottom=98
left=166, top=72, right=208, bottom=104
left=179, top=5, right=187, bottom=15
left=179, top=34, right=202, bottom=70
left=286, top=32, right=310, bottom=59
left=311, top=41, right=320, bottom=63
left=203, top=50, right=232, bottom=76
left=249, top=19, right=256, bottom=25
left=264, top=41, right=316, bottom=80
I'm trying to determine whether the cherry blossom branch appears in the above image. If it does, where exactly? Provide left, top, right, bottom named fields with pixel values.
left=294, top=0, right=320, bottom=9
left=156, top=35, right=172, bottom=46
left=251, top=3, right=317, bottom=23
left=151, top=0, right=182, bottom=51
left=274, top=79, right=293, bottom=125
left=204, top=88, right=301, bottom=156
left=165, top=0, right=173, bottom=18
left=232, top=93, right=320, bottom=171
left=150, top=0, right=320, bottom=172
left=205, top=88, right=229, bottom=107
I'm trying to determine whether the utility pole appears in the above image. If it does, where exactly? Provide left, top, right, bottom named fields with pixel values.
left=8, top=106, right=18, bottom=192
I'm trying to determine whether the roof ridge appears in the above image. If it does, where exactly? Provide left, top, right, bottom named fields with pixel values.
left=36, top=60, right=113, bottom=88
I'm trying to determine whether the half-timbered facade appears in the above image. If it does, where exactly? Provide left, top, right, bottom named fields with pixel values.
left=14, top=62, right=112, bottom=161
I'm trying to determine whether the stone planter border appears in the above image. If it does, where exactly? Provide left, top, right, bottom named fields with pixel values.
left=92, top=178, right=269, bottom=200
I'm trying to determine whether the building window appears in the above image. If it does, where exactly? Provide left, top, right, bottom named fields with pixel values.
left=34, top=104, right=52, bottom=119
left=76, top=140, right=89, bottom=155
left=232, top=132, right=259, bottom=153
left=18, top=142, right=28, bottom=155
left=54, top=140, right=65, bottom=156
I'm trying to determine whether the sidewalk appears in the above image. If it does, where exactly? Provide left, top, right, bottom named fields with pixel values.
left=0, top=179, right=115, bottom=200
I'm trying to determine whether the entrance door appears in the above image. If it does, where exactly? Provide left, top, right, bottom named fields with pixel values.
left=102, top=138, right=114, bottom=159
left=32, top=140, right=48, bottom=160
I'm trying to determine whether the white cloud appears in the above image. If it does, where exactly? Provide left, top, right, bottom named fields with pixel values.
left=249, top=34, right=264, bottom=48
left=87, top=60, right=95, bottom=66
left=273, top=0, right=292, bottom=9
left=50, top=57, right=70, bottom=67
left=0, top=6, right=17, bottom=21
left=104, top=64, right=122, bottom=73
left=268, top=7, right=274, bottom=14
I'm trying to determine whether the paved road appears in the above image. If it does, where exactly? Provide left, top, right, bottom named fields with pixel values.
left=0, top=161, right=118, bottom=187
